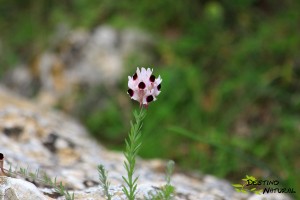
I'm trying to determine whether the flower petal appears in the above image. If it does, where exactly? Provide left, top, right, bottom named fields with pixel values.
left=128, top=67, right=162, bottom=106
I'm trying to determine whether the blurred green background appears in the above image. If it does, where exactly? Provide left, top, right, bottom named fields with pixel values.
left=0, top=0, right=299, bottom=198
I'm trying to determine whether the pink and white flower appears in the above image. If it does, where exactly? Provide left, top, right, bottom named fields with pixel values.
left=127, top=67, right=162, bottom=107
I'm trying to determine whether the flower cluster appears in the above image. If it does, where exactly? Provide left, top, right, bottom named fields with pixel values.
left=127, top=67, right=162, bottom=107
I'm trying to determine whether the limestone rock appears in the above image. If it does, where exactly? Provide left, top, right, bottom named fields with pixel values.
left=0, top=86, right=293, bottom=200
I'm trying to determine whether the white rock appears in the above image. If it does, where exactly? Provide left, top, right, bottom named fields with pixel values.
left=0, top=176, right=46, bottom=200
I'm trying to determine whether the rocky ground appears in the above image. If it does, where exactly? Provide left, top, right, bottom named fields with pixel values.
left=0, top=86, right=292, bottom=200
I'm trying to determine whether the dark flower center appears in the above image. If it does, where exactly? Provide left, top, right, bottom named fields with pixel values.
left=138, top=82, right=146, bottom=89
left=127, top=89, right=134, bottom=97
left=149, top=75, right=155, bottom=82
left=133, top=73, right=138, bottom=80
left=157, top=84, right=161, bottom=90
left=146, top=95, right=154, bottom=102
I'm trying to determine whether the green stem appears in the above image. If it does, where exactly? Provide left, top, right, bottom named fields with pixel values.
left=122, top=109, right=146, bottom=200
left=98, top=165, right=112, bottom=200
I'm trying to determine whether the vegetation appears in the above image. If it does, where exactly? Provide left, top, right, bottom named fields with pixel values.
left=122, top=109, right=146, bottom=200
left=0, top=1, right=299, bottom=199
left=98, top=109, right=175, bottom=199
left=146, top=160, right=175, bottom=200
left=98, top=164, right=112, bottom=200
left=3, top=165, right=74, bottom=200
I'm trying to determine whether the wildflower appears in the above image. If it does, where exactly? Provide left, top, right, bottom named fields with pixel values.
left=127, top=67, right=162, bottom=107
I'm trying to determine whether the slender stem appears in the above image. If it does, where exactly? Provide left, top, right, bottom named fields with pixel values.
left=122, top=109, right=146, bottom=200
left=0, top=153, right=7, bottom=176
